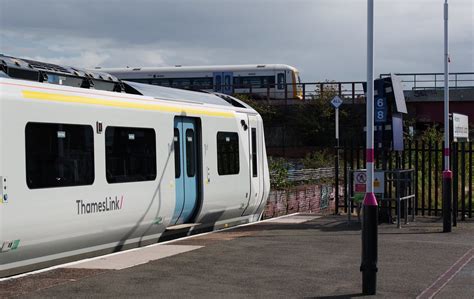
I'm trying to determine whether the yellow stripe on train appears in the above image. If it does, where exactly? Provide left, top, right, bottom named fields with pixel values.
left=22, top=90, right=235, bottom=118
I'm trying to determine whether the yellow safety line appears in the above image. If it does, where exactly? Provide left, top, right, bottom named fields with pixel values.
left=22, top=90, right=235, bottom=118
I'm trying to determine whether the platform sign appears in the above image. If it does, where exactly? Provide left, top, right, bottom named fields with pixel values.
left=374, top=97, right=387, bottom=123
left=452, top=113, right=469, bottom=142
left=353, top=170, right=385, bottom=203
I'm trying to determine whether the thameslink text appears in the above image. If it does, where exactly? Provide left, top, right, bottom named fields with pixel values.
left=76, top=196, right=124, bottom=215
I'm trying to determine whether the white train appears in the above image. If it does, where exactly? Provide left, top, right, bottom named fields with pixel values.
left=98, top=64, right=303, bottom=100
left=0, top=55, right=270, bottom=277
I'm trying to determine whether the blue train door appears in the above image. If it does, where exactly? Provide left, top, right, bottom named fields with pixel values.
left=213, top=72, right=222, bottom=93
left=172, top=117, right=199, bottom=225
left=222, top=72, right=233, bottom=94
left=213, top=72, right=233, bottom=94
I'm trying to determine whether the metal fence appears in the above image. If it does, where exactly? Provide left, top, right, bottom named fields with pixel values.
left=337, top=141, right=474, bottom=221
left=380, top=72, right=474, bottom=90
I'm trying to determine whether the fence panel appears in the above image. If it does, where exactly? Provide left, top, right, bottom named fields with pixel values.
left=340, top=141, right=474, bottom=219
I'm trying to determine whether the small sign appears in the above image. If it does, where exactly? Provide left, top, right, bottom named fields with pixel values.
left=57, top=131, right=66, bottom=138
left=128, top=134, right=135, bottom=140
left=374, top=97, right=387, bottom=123
left=331, top=96, right=343, bottom=109
left=452, top=113, right=469, bottom=142
left=353, top=170, right=385, bottom=196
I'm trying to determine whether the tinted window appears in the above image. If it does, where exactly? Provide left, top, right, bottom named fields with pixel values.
left=174, top=128, right=181, bottom=178
left=25, top=122, right=94, bottom=189
left=186, top=129, right=196, bottom=177
left=234, top=76, right=275, bottom=88
left=106, top=126, right=156, bottom=183
left=217, top=132, right=239, bottom=175
left=277, top=73, right=285, bottom=89
left=215, top=75, right=221, bottom=90
left=252, top=128, right=258, bottom=177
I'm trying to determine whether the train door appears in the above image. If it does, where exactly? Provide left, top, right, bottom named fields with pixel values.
left=213, top=72, right=233, bottom=95
left=222, top=72, right=233, bottom=95
left=172, top=117, right=199, bottom=225
left=242, top=116, right=264, bottom=216
left=213, top=72, right=222, bottom=93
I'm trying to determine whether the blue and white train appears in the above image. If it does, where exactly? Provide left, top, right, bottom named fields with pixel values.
left=99, top=64, right=303, bottom=100
left=0, top=55, right=270, bottom=277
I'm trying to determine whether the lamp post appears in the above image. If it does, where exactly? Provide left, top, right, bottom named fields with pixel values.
left=442, top=0, right=452, bottom=233
left=360, top=0, right=378, bottom=295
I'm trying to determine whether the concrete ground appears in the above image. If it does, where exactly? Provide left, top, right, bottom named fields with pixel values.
left=1, top=214, right=473, bottom=298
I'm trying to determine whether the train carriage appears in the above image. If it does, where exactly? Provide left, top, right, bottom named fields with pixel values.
left=99, top=64, right=303, bottom=100
left=0, top=55, right=270, bottom=277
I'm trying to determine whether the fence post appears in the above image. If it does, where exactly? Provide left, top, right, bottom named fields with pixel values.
left=469, top=142, right=473, bottom=218
left=435, top=142, right=440, bottom=216
left=453, top=142, right=458, bottom=226
left=344, top=143, right=348, bottom=213
left=461, top=142, right=466, bottom=221
left=414, top=141, right=419, bottom=215
left=335, top=144, right=340, bottom=215
left=421, top=141, right=426, bottom=216
left=428, top=141, right=432, bottom=216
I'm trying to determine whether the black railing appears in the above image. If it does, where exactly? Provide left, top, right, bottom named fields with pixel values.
left=170, top=72, right=474, bottom=103
left=338, top=141, right=474, bottom=220
left=380, top=72, right=474, bottom=90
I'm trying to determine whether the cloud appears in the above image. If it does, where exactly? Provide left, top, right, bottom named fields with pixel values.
left=0, top=0, right=472, bottom=81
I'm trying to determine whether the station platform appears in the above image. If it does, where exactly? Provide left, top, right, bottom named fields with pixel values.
left=1, top=214, right=473, bottom=298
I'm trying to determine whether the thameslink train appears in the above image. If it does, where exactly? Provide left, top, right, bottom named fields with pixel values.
left=0, top=55, right=270, bottom=277
left=98, top=64, right=303, bottom=100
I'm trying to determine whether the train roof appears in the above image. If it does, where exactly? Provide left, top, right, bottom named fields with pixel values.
left=0, top=54, right=254, bottom=111
left=97, top=64, right=299, bottom=74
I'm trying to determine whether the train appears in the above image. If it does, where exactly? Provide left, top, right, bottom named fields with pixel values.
left=0, top=55, right=270, bottom=277
left=98, top=64, right=303, bottom=100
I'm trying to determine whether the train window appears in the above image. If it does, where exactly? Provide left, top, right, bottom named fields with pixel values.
left=186, top=129, right=196, bottom=177
left=224, top=75, right=231, bottom=88
left=277, top=73, right=285, bottom=89
left=215, top=75, right=221, bottom=90
left=25, top=122, right=94, bottom=189
left=174, top=128, right=181, bottom=179
left=151, top=78, right=171, bottom=87
left=234, top=76, right=275, bottom=88
left=191, top=77, right=213, bottom=89
left=251, top=128, right=258, bottom=177
left=217, top=132, right=239, bottom=175
left=105, top=126, right=157, bottom=183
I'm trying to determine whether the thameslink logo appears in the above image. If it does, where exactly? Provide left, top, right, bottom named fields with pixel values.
left=76, top=196, right=124, bottom=215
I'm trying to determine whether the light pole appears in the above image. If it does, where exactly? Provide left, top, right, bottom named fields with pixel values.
left=360, top=0, right=378, bottom=295
left=442, top=0, right=452, bottom=232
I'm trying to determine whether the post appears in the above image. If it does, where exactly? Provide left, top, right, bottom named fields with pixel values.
left=442, top=0, right=452, bottom=233
left=335, top=107, right=340, bottom=214
left=361, top=0, right=378, bottom=295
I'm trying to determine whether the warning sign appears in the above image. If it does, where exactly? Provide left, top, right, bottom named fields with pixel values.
left=353, top=170, right=385, bottom=196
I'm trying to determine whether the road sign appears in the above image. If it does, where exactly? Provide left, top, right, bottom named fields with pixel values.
left=331, top=96, right=343, bottom=109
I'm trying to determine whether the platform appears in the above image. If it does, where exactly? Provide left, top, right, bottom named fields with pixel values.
left=1, top=214, right=473, bottom=298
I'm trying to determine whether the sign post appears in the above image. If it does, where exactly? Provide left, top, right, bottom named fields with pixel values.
left=331, top=95, right=343, bottom=215
left=361, top=0, right=378, bottom=295
left=442, top=0, right=452, bottom=233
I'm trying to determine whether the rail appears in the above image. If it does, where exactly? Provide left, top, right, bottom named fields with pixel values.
left=379, top=72, right=474, bottom=90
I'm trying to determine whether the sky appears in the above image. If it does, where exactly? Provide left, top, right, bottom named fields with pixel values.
left=0, top=0, right=472, bottom=81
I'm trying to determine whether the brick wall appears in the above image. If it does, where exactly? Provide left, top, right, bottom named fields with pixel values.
left=263, top=183, right=344, bottom=219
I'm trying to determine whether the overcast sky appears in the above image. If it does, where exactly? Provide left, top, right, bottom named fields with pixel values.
left=0, top=0, right=472, bottom=81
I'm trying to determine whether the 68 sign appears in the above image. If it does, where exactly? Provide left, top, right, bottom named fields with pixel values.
left=374, top=97, right=387, bottom=123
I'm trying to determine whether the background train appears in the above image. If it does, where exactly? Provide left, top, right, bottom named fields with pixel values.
left=98, top=64, right=303, bottom=100
left=0, top=55, right=270, bottom=277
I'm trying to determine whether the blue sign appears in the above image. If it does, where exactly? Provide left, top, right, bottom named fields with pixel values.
left=374, top=97, right=387, bottom=123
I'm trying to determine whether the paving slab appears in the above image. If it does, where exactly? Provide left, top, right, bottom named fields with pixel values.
left=0, top=214, right=472, bottom=298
